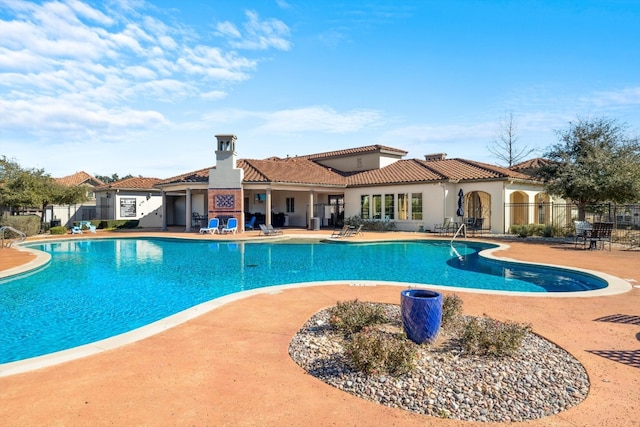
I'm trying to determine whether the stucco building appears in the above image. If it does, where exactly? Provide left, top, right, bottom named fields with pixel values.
left=156, top=134, right=557, bottom=234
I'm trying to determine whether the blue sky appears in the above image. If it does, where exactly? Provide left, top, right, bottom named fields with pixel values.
left=1, top=0, right=638, bottom=179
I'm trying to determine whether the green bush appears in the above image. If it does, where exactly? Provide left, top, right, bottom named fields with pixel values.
left=509, top=224, right=553, bottom=237
left=0, top=215, right=41, bottom=236
left=49, top=226, right=67, bottom=235
left=441, top=294, right=463, bottom=329
left=343, top=215, right=397, bottom=232
left=97, top=219, right=140, bottom=230
left=344, top=327, right=417, bottom=375
left=459, top=317, right=531, bottom=357
left=328, top=299, right=387, bottom=334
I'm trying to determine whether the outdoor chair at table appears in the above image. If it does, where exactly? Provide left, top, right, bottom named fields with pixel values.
left=465, top=217, right=484, bottom=236
left=573, top=220, right=593, bottom=249
left=587, top=222, right=614, bottom=251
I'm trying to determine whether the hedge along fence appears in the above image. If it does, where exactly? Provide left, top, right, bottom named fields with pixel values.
left=0, top=215, right=41, bottom=236
left=0, top=217, right=140, bottom=237
left=95, top=220, right=140, bottom=230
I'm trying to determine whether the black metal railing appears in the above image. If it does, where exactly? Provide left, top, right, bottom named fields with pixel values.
left=504, top=202, right=640, bottom=248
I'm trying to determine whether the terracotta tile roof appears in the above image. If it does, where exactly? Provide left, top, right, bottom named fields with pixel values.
left=55, top=171, right=104, bottom=187
left=415, top=158, right=533, bottom=181
left=241, top=158, right=346, bottom=186
left=299, top=144, right=407, bottom=160
left=156, top=167, right=211, bottom=186
left=96, top=177, right=162, bottom=191
left=346, top=159, right=446, bottom=186
left=510, top=157, right=551, bottom=172
left=154, top=146, right=538, bottom=189
left=347, top=158, right=536, bottom=186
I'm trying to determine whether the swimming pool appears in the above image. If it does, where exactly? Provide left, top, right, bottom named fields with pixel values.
left=1, top=238, right=608, bottom=365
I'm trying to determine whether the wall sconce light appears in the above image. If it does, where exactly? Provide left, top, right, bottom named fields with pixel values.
left=146, top=192, right=152, bottom=200
left=106, top=192, right=111, bottom=199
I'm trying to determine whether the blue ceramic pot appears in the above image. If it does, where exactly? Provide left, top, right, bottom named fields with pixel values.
left=401, top=289, right=443, bottom=344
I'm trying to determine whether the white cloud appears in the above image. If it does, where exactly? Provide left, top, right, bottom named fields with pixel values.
left=261, top=106, right=382, bottom=133
left=583, top=86, right=640, bottom=108
left=201, top=90, right=227, bottom=100
left=201, top=106, right=383, bottom=134
left=0, top=0, right=291, bottom=157
left=384, top=123, right=496, bottom=143
left=216, top=21, right=242, bottom=39
left=66, top=0, right=114, bottom=25
left=217, top=10, right=291, bottom=51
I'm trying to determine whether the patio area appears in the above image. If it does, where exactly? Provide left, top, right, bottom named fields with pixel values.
left=1, top=230, right=639, bottom=426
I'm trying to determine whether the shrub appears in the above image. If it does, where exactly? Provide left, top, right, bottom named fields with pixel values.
left=328, top=299, right=387, bottom=334
left=344, top=327, right=417, bottom=375
left=0, top=215, right=41, bottom=236
left=509, top=224, right=550, bottom=237
left=459, top=317, right=531, bottom=357
left=49, top=226, right=67, bottom=235
left=97, top=219, right=140, bottom=230
left=343, top=215, right=397, bottom=232
left=441, top=294, right=463, bottom=329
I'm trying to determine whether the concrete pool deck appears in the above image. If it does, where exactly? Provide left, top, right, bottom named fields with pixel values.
left=0, top=229, right=639, bottom=426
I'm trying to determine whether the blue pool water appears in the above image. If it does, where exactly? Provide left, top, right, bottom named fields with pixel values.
left=1, top=238, right=606, bottom=364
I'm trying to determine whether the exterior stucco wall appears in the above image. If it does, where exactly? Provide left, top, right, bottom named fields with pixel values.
left=315, top=153, right=380, bottom=172
left=503, top=182, right=556, bottom=231
left=113, top=192, right=163, bottom=227
left=315, top=152, right=401, bottom=173
left=344, top=180, right=547, bottom=234
left=344, top=183, right=445, bottom=232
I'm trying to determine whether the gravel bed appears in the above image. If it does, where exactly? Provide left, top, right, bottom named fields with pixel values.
left=289, top=304, right=589, bottom=423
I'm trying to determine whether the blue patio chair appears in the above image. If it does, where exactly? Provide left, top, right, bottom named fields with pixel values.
left=199, top=217, right=220, bottom=234
left=71, top=221, right=96, bottom=234
left=245, top=216, right=256, bottom=230
left=222, top=217, right=238, bottom=234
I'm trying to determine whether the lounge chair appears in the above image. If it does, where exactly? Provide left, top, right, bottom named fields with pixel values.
left=331, top=225, right=351, bottom=238
left=199, top=217, right=220, bottom=234
left=245, top=216, right=256, bottom=231
left=349, top=224, right=363, bottom=237
left=71, top=221, right=96, bottom=234
left=434, top=217, right=454, bottom=234
left=259, top=224, right=271, bottom=235
left=259, top=224, right=283, bottom=236
left=222, top=217, right=238, bottom=234
left=266, top=224, right=283, bottom=235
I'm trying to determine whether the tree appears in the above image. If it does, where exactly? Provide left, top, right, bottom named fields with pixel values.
left=94, top=173, right=134, bottom=183
left=488, top=112, right=535, bottom=167
left=0, top=156, right=88, bottom=229
left=536, top=117, right=640, bottom=220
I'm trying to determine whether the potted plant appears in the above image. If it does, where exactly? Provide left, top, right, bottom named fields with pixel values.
left=400, top=289, right=443, bottom=344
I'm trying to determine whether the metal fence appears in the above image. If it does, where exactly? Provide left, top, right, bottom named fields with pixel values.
left=504, top=203, right=640, bottom=248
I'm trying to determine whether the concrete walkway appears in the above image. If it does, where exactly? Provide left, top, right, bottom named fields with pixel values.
left=1, top=230, right=639, bottom=426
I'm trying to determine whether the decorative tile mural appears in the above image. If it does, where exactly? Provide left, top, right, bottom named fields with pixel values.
left=215, top=194, right=235, bottom=209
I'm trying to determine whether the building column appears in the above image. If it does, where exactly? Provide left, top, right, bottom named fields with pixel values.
left=161, top=191, right=167, bottom=231
left=185, top=188, right=192, bottom=232
left=266, top=189, right=272, bottom=226
left=308, top=190, right=315, bottom=229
